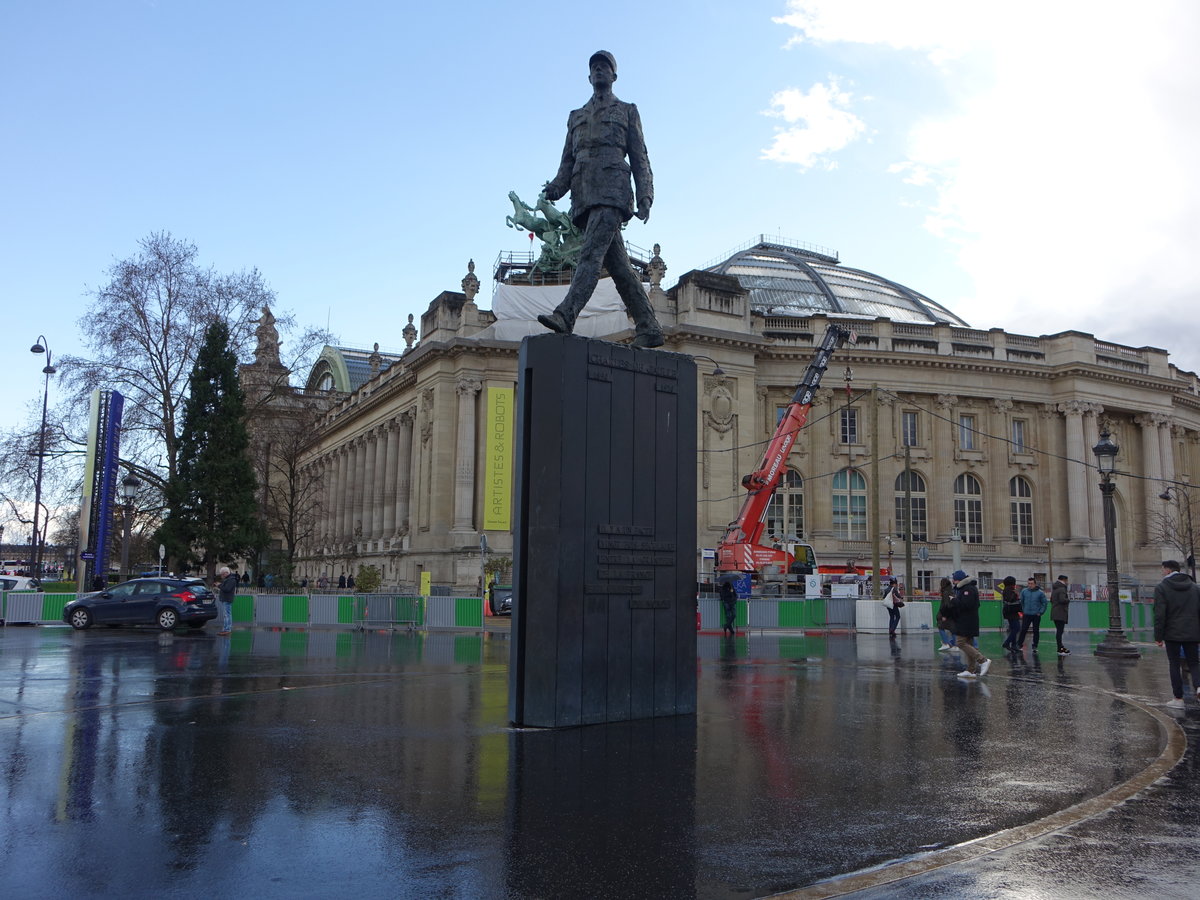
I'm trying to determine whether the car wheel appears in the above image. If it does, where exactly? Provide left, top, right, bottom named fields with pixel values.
left=69, top=608, right=93, bottom=630
left=157, top=608, right=179, bottom=630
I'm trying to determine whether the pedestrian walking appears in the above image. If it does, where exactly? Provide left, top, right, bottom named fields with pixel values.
left=1153, top=559, right=1200, bottom=709
left=216, top=566, right=238, bottom=636
left=1000, top=575, right=1022, bottom=651
left=936, top=577, right=957, bottom=651
left=719, top=577, right=738, bottom=638
left=338, top=573, right=347, bottom=589
left=1017, top=577, right=1048, bottom=650
left=1050, top=574, right=1071, bottom=655
left=949, top=570, right=991, bottom=680
left=882, top=577, right=903, bottom=636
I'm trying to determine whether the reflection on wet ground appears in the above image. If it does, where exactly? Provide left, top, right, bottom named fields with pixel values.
left=0, top=626, right=1183, bottom=898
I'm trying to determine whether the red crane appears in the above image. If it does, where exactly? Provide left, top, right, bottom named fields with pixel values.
left=716, top=323, right=856, bottom=575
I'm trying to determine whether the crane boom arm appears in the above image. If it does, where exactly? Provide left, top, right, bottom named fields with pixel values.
left=717, top=324, right=855, bottom=571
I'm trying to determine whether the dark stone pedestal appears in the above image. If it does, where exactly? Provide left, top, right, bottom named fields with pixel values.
left=508, top=334, right=697, bottom=727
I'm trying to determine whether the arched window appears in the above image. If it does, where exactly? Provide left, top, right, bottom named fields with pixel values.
left=833, top=468, right=867, bottom=540
left=766, top=469, right=804, bottom=541
left=317, top=371, right=335, bottom=392
left=1009, top=476, right=1034, bottom=545
left=895, top=471, right=928, bottom=542
left=954, top=473, right=983, bottom=544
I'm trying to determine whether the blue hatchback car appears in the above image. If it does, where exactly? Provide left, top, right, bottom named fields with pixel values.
left=63, top=577, right=218, bottom=631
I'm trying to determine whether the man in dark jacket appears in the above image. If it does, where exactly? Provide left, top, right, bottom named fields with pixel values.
left=949, top=570, right=991, bottom=680
left=1000, top=575, right=1022, bottom=651
left=216, top=566, right=239, bottom=636
left=1153, top=559, right=1200, bottom=709
left=1050, top=575, right=1071, bottom=655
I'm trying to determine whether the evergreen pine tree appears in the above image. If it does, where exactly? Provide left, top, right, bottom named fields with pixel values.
left=158, top=320, right=267, bottom=579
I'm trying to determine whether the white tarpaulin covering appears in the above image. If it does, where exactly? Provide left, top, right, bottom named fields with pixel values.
left=474, top=279, right=641, bottom=342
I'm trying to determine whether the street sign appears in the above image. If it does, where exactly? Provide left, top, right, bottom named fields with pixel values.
left=158, top=543, right=166, bottom=560
left=80, top=551, right=95, bottom=561
left=917, top=546, right=929, bottom=562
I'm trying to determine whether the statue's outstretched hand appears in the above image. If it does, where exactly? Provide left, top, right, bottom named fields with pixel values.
left=543, top=181, right=565, bottom=202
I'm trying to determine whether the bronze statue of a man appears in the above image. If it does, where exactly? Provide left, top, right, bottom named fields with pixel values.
left=537, top=51, right=664, bottom=349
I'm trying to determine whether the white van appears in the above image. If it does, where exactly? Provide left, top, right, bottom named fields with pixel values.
left=0, top=575, right=39, bottom=591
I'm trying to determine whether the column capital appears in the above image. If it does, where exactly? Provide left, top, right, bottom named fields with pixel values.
left=457, top=376, right=483, bottom=397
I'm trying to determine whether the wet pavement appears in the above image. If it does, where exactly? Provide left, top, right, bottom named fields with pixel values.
left=0, top=624, right=1192, bottom=898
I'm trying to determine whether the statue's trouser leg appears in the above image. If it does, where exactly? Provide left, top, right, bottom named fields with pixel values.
left=604, top=230, right=662, bottom=336
left=555, top=207, right=622, bottom=329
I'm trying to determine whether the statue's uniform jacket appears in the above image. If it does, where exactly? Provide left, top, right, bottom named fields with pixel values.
left=549, top=94, right=653, bottom=228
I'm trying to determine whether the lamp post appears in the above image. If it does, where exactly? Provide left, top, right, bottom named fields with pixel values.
left=29, top=337, right=56, bottom=585
left=119, top=474, right=141, bottom=581
left=1092, top=429, right=1139, bottom=658
left=1158, top=484, right=1195, bottom=581
left=1044, top=537, right=1055, bottom=585
left=689, top=354, right=726, bottom=376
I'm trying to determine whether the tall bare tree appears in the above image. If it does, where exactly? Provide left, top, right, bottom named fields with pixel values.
left=0, top=232, right=329, bottom=550
left=253, top=409, right=327, bottom=586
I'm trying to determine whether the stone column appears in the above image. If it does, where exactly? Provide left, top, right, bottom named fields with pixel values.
left=381, top=420, right=398, bottom=537
left=1159, top=417, right=1176, bottom=485
left=451, top=377, right=483, bottom=535
left=372, top=425, right=389, bottom=540
left=1060, top=402, right=1090, bottom=541
left=396, top=410, right=415, bottom=538
left=333, top=446, right=348, bottom=543
left=1137, top=414, right=1163, bottom=529
left=362, top=428, right=378, bottom=541
left=351, top=437, right=367, bottom=542
left=1081, top=405, right=1104, bottom=542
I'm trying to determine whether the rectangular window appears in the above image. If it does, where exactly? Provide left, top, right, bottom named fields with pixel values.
left=832, top=494, right=867, bottom=540
left=895, top=496, right=928, bottom=542
left=1012, top=419, right=1027, bottom=453
left=840, top=408, right=858, bottom=444
left=766, top=494, right=804, bottom=541
left=902, top=411, right=919, bottom=447
left=917, top=570, right=934, bottom=593
left=959, top=414, right=976, bottom=451
left=955, top=499, right=983, bottom=543
left=1011, top=499, right=1034, bottom=544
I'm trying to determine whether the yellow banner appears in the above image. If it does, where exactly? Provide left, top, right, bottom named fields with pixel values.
left=484, top=387, right=514, bottom=531
left=420, top=570, right=431, bottom=598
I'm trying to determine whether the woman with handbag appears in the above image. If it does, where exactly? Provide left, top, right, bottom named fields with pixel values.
left=882, top=577, right=904, bottom=636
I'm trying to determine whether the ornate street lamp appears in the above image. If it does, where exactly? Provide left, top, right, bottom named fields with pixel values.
left=30, top=337, right=56, bottom=585
left=1157, top=484, right=1195, bottom=581
left=1092, top=429, right=1139, bottom=658
left=120, top=474, right=141, bottom=581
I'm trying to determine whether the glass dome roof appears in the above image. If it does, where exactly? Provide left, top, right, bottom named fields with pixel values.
left=707, top=237, right=970, bottom=327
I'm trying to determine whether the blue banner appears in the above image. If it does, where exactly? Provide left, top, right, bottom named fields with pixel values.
left=90, top=391, right=124, bottom=581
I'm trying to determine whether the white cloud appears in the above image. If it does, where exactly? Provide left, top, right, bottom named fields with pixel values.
left=772, top=0, right=1200, bottom=372
left=761, top=79, right=866, bottom=170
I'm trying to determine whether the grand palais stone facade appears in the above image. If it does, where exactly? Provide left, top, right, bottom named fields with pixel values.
left=241, top=237, right=1200, bottom=595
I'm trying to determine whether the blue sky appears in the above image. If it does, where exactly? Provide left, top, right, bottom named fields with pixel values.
left=4, top=0, right=1199, bottom=425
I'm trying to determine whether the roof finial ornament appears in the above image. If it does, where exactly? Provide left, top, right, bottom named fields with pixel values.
left=368, top=342, right=382, bottom=377
left=461, top=259, right=480, bottom=302
left=402, top=313, right=418, bottom=352
left=647, top=243, right=667, bottom=290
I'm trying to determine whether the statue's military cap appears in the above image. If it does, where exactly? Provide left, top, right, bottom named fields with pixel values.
left=588, top=50, right=617, bottom=74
